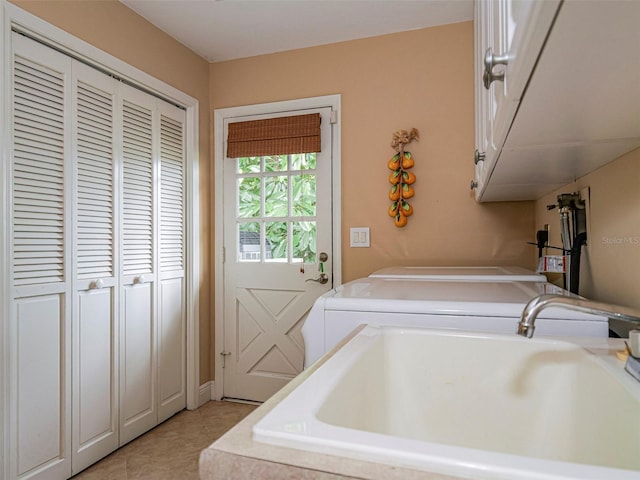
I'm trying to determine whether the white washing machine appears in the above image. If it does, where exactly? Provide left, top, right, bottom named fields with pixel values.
left=301, top=277, right=609, bottom=367
left=369, top=265, right=546, bottom=282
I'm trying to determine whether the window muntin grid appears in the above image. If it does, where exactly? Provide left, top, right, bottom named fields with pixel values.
left=235, top=154, right=317, bottom=263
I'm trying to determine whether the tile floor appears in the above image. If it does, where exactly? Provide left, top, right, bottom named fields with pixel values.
left=72, top=400, right=257, bottom=480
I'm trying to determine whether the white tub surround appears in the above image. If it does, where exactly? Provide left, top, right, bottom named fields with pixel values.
left=254, top=327, right=640, bottom=480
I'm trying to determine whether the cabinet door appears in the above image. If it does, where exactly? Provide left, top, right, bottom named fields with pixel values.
left=488, top=0, right=561, bottom=145
left=118, top=85, right=158, bottom=446
left=474, top=0, right=494, bottom=196
left=11, top=33, right=73, bottom=480
left=487, top=0, right=514, bottom=133
left=485, top=0, right=534, bottom=154
left=157, top=104, right=187, bottom=422
left=474, top=0, right=560, bottom=200
left=71, top=62, right=119, bottom=474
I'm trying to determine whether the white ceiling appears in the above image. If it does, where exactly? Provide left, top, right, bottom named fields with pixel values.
left=120, top=0, right=474, bottom=62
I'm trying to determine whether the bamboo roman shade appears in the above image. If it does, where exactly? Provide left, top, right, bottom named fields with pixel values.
left=227, top=113, right=321, bottom=158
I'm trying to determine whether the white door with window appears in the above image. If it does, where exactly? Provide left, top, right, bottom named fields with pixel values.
left=219, top=102, right=339, bottom=402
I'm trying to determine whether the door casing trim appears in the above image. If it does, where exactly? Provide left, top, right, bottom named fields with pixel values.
left=213, top=95, right=342, bottom=400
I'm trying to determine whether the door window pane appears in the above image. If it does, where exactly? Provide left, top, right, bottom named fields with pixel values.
left=234, top=151, right=319, bottom=264
left=238, top=222, right=261, bottom=261
left=237, top=177, right=261, bottom=218
left=237, top=156, right=260, bottom=173
left=291, top=153, right=316, bottom=170
left=292, top=221, right=316, bottom=263
left=264, top=176, right=288, bottom=217
left=265, top=222, right=287, bottom=261
left=292, top=174, right=316, bottom=216
left=264, top=155, right=287, bottom=172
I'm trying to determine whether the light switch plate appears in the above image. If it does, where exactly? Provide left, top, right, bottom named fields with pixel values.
left=350, top=227, right=370, bottom=247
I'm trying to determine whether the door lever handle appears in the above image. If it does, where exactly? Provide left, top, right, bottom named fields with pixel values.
left=306, top=273, right=328, bottom=285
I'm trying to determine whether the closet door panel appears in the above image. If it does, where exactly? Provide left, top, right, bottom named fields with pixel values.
left=12, top=35, right=69, bottom=294
left=121, top=282, right=155, bottom=440
left=11, top=33, right=72, bottom=480
left=71, top=62, right=119, bottom=474
left=158, top=277, right=185, bottom=421
left=119, top=85, right=158, bottom=446
left=75, top=289, right=116, bottom=464
left=16, top=295, right=67, bottom=479
left=157, top=105, right=186, bottom=422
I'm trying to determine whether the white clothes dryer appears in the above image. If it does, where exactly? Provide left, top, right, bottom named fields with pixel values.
left=301, top=277, right=609, bottom=367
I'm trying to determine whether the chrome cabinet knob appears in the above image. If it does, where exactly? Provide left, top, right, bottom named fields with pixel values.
left=483, top=47, right=509, bottom=89
left=474, top=149, right=486, bottom=165
left=470, top=180, right=479, bottom=190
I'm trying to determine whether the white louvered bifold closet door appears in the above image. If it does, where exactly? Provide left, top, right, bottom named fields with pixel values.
left=118, top=84, right=159, bottom=446
left=157, top=103, right=187, bottom=423
left=8, top=33, right=187, bottom=480
left=10, top=33, right=73, bottom=480
left=71, top=62, right=119, bottom=475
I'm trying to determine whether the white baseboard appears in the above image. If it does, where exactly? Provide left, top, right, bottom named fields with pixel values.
left=198, top=381, right=215, bottom=406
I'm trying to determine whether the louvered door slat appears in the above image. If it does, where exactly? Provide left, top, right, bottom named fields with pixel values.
left=13, top=146, right=65, bottom=167
left=12, top=56, right=65, bottom=286
left=13, top=101, right=63, bottom=126
left=14, top=62, right=64, bottom=92
left=77, top=209, right=110, bottom=219
left=15, top=222, right=62, bottom=231
left=78, top=183, right=112, bottom=194
left=14, top=163, right=64, bottom=181
left=76, top=81, right=114, bottom=279
left=159, top=114, right=184, bottom=272
left=122, top=179, right=152, bottom=192
left=14, top=173, right=65, bottom=191
left=78, top=149, right=111, bottom=166
left=77, top=237, right=111, bottom=244
left=122, top=100, right=153, bottom=276
left=15, top=129, right=64, bottom=151
left=14, top=202, right=63, bottom=214
left=77, top=212, right=112, bottom=223
left=14, top=89, right=63, bottom=116
left=77, top=128, right=112, bottom=148
left=14, top=114, right=64, bottom=136
left=122, top=197, right=152, bottom=208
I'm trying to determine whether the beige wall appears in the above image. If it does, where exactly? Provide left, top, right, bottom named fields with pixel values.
left=210, top=21, right=535, bottom=284
left=10, top=0, right=213, bottom=384
left=535, top=147, right=640, bottom=310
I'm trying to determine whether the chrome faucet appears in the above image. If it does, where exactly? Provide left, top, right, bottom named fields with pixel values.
left=518, top=294, right=640, bottom=338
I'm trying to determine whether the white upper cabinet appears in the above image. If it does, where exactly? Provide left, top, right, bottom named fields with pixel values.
left=473, top=0, right=560, bottom=197
left=473, top=0, right=640, bottom=201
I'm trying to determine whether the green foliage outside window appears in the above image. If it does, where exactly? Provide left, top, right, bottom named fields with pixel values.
left=237, top=154, right=317, bottom=262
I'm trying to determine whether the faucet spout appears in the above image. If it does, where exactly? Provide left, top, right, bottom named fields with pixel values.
left=518, top=294, right=640, bottom=338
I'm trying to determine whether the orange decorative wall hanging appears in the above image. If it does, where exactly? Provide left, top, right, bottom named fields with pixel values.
left=388, top=128, right=419, bottom=227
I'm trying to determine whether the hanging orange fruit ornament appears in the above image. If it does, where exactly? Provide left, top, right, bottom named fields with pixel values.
left=388, top=128, right=419, bottom=227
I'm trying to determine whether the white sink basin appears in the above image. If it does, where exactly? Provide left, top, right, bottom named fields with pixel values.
left=253, top=326, right=640, bottom=480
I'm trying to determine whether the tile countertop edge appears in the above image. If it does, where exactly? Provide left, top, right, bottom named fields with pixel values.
left=198, top=325, right=465, bottom=480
